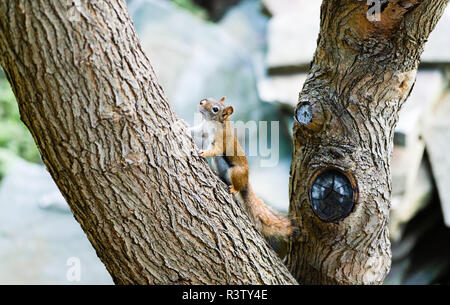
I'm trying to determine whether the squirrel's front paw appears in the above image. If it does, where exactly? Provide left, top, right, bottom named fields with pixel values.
left=199, top=150, right=207, bottom=158
left=229, top=185, right=238, bottom=195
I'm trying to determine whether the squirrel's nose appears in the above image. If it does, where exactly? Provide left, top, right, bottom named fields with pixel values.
left=199, top=100, right=205, bottom=106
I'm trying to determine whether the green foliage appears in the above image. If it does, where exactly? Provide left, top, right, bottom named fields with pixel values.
left=170, top=0, right=207, bottom=19
left=0, top=77, right=41, bottom=179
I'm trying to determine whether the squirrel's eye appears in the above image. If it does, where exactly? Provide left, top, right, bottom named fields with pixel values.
left=212, top=107, right=219, bottom=113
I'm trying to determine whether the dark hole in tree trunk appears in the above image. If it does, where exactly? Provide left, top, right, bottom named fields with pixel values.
left=309, top=169, right=356, bottom=223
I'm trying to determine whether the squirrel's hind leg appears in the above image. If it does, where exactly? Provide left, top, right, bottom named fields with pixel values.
left=229, top=164, right=249, bottom=195
left=212, top=157, right=248, bottom=195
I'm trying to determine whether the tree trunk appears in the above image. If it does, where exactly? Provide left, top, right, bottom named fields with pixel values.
left=0, top=0, right=297, bottom=285
left=286, top=0, right=449, bottom=284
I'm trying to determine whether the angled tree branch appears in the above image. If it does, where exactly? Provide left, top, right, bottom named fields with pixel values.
left=0, top=0, right=297, bottom=284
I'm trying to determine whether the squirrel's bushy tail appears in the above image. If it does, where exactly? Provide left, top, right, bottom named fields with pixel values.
left=239, top=184, right=294, bottom=238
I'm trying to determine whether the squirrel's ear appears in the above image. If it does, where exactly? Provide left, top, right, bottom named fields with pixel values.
left=220, top=96, right=226, bottom=103
left=223, top=106, right=234, bottom=118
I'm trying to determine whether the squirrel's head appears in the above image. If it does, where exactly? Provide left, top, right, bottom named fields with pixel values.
left=198, top=96, right=234, bottom=123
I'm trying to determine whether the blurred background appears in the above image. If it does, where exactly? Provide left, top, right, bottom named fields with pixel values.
left=0, top=0, right=449, bottom=284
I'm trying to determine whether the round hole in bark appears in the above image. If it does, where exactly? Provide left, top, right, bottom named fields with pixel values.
left=295, top=103, right=312, bottom=125
left=309, top=169, right=356, bottom=223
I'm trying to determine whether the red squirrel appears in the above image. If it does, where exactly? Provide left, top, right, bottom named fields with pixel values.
left=189, top=97, right=294, bottom=237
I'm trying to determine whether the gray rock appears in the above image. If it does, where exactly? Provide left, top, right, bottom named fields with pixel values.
left=0, top=159, right=112, bottom=284
left=220, top=0, right=268, bottom=55
left=129, top=0, right=265, bottom=125
left=220, top=0, right=272, bottom=104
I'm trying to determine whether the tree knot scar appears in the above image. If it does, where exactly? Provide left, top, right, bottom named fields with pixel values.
left=308, top=168, right=357, bottom=223
left=295, top=102, right=327, bottom=133
left=296, top=103, right=312, bottom=125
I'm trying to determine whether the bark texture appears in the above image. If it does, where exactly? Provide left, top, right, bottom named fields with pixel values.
left=0, top=0, right=297, bottom=284
left=287, top=0, right=449, bottom=284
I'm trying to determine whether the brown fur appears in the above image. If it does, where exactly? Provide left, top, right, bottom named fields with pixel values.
left=239, top=184, right=293, bottom=237
left=229, top=162, right=248, bottom=194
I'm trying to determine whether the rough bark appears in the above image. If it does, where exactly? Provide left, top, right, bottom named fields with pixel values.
left=0, top=0, right=297, bottom=284
left=286, top=0, right=449, bottom=284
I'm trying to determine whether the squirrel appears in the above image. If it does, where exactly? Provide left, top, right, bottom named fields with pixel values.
left=189, top=97, right=295, bottom=238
